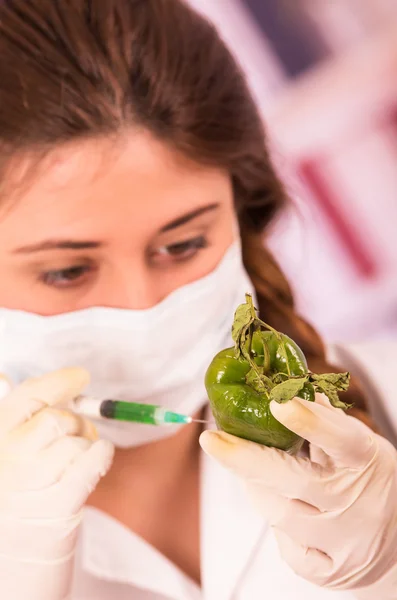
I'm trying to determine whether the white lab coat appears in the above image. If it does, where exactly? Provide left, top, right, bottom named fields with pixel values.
left=71, top=342, right=397, bottom=600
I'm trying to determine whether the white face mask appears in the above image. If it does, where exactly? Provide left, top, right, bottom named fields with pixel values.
left=0, top=241, right=255, bottom=447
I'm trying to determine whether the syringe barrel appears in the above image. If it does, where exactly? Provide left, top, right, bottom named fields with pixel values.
left=101, top=400, right=159, bottom=424
left=72, top=396, right=191, bottom=425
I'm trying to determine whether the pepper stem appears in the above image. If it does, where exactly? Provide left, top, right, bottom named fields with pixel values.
left=233, top=294, right=290, bottom=376
left=231, top=294, right=350, bottom=409
left=245, top=294, right=283, bottom=340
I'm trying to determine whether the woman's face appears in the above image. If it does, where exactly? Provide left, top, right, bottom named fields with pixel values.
left=0, top=131, right=235, bottom=315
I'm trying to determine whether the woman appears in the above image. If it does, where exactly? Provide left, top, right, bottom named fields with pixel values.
left=0, top=1, right=395, bottom=599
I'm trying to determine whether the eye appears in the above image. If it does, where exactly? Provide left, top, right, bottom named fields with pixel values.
left=151, top=236, right=208, bottom=264
left=40, top=264, right=92, bottom=288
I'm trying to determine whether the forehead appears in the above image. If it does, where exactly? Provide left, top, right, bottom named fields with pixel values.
left=0, top=131, right=231, bottom=241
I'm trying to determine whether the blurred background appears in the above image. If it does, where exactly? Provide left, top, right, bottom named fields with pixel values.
left=188, top=0, right=397, bottom=344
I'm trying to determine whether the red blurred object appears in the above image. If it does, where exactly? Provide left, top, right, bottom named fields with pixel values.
left=298, top=159, right=379, bottom=279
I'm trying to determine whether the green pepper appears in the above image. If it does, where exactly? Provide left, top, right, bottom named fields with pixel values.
left=205, top=294, right=350, bottom=453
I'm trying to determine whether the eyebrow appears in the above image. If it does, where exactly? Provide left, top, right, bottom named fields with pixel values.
left=13, top=240, right=101, bottom=254
left=13, top=203, right=220, bottom=254
left=160, top=203, right=219, bottom=232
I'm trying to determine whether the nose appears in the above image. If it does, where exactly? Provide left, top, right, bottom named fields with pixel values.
left=94, top=262, right=161, bottom=310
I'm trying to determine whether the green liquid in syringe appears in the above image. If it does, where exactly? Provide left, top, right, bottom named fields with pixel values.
left=99, top=400, right=190, bottom=425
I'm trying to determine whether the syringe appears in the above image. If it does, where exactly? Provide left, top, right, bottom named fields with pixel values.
left=72, top=395, right=207, bottom=426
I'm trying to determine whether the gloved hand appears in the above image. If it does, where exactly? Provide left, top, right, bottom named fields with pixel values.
left=0, top=369, right=114, bottom=600
left=200, top=394, right=397, bottom=599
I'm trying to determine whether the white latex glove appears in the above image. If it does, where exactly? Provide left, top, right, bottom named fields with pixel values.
left=200, top=394, right=397, bottom=599
left=0, top=369, right=114, bottom=600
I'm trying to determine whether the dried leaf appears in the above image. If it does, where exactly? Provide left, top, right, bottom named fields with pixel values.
left=310, top=372, right=351, bottom=409
left=246, top=368, right=266, bottom=394
left=311, top=372, right=350, bottom=391
left=271, top=372, right=289, bottom=385
left=270, top=376, right=308, bottom=404
left=231, top=303, right=253, bottom=344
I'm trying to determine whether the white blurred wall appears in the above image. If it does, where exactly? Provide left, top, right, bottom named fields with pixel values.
left=188, top=0, right=397, bottom=343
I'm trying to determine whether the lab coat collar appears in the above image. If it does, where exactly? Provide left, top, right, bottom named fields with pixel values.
left=79, top=407, right=266, bottom=600
left=200, top=414, right=267, bottom=600
left=80, top=506, right=201, bottom=600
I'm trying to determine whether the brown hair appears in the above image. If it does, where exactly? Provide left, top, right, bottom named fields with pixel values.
left=0, top=0, right=370, bottom=424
